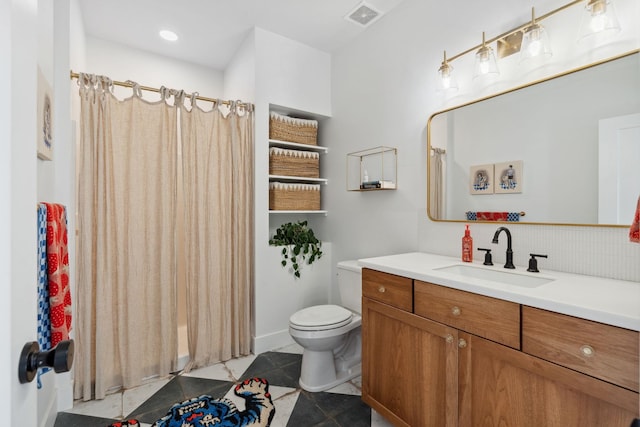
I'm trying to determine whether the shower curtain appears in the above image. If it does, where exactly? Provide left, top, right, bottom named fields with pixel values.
left=74, top=74, right=253, bottom=400
left=180, top=99, right=253, bottom=371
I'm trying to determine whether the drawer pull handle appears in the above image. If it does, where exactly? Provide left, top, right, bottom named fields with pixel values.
left=378, top=286, right=386, bottom=293
left=451, top=306, right=461, bottom=316
left=580, top=345, right=595, bottom=357
left=445, top=334, right=454, bottom=344
left=458, top=338, right=467, bottom=348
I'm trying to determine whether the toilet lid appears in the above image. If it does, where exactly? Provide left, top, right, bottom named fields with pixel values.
left=290, top=305, right=353, bottom=330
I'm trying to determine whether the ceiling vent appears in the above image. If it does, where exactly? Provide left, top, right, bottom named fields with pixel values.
left=345, top=2, right=383, bottom=27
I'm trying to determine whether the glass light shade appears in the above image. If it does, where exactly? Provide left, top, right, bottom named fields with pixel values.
left=438, top=61, right=458, bottom=92
left=473, top=45, right=499, bottom=79
left=578, top=0, right=621, bottom=40
left=521, top=23, right=552, bottom=61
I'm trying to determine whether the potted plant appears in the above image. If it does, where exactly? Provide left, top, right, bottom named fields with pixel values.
left=269, top=220, right=322, bottom=279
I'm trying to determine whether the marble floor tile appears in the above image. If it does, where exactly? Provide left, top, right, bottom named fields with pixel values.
left=56, top=350, right=379, bottom=427
left=64, top=391, right=122, bottom=418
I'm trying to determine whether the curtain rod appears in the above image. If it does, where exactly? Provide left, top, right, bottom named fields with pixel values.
left=69, top=71, right=252, bottom=109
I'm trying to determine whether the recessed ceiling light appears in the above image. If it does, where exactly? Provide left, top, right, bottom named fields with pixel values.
left=159, top=30, right=178, bottom=41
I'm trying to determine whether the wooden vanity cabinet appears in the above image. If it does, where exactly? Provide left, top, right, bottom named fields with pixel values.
left=361, top=268, right=640, bottom=427
left=362, top=297, right=458, bottom=427
left=459, top=331, right=639, bottom=426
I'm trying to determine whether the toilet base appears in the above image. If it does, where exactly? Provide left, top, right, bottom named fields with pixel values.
left=299, top=349, right=361, bottom=392
left=297, top=329, right=362, bottom=392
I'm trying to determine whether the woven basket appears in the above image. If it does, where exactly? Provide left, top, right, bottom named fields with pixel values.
left=269, top=112, right=318, bottom=146
left=269, top=147, right=319, bottom=178
left=269, top=182, right=320, bottom=210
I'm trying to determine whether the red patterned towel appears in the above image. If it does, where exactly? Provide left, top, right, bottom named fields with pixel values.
left=477, top=212, right=509, bottom=221
left=630, top=196, right=640, bottom=243
left=43, top=203, right=72, bottom=346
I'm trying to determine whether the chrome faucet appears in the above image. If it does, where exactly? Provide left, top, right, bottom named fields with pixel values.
left=492, top=227, right=515, bottom=269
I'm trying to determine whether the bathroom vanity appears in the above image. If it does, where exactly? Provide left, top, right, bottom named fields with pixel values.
left=359, top=252, right=639, bottom=427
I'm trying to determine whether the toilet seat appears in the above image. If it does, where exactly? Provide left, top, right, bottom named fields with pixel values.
left=289, top=305, right=353, bottom=331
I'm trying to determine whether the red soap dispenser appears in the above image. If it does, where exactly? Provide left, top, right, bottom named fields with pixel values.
left=462, top=224, right=473, bottom=262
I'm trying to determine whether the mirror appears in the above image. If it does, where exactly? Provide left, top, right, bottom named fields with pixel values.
left=428, top=50, right=640, bottom=227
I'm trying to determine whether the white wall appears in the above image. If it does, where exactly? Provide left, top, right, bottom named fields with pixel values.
left=252, top=28, right=333, bottom=353
left=223, top=30, right=256, bottom=102
left=324, top=0, right=640, bottom=282
left=82, top=37, right=224, bottom=103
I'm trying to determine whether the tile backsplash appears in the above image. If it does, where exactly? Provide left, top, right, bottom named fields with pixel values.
left=418, top=213, right=640, bottom=283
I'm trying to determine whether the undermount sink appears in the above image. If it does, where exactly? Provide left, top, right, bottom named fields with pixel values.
left=434, top=264, right=554, bottom=288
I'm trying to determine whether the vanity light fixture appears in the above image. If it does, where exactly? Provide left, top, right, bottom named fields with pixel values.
left=521, top=7, right=552, bottom=61
left=473, top=32, right=499, bottom=78
left=577, top=0, right=621, bottom=40
left=436, top=0, right=623, bottom=91
left=438, top=51, right=458, bottom=91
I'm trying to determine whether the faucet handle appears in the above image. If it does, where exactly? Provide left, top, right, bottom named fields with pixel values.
left=527, top=253, right=548, bottom=273
left=477, top=248, right=493, bottom=266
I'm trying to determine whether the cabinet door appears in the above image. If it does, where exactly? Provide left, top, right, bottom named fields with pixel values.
left=459, top=332, right=639, bottom=427
left=362, top=297, right=458, bottom=427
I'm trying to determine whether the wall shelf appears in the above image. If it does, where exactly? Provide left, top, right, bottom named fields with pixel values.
left=269, top=139, right=328, bottom=153
left=347, top=146, right=397, bottom=191
left=269, top=210, right=328, bottom=216
left=268, top=174, right=328, bottom=184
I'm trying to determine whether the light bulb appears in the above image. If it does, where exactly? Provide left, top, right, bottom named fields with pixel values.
left=578, top=0, right=621, bottom=41
left=479, top=59, right=489, bottom=75
left=441, top=75, right=451, bottom=89
left=521, top=10, right=552, bottom=63
left=437, top=51, right=458, bottom=92
left=590, top=13, right=607, bottom=32
left=527, top=38, right=542, bottom=56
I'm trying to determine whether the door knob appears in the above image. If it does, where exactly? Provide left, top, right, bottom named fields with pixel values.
left=18, top=340, right=74, bottom=384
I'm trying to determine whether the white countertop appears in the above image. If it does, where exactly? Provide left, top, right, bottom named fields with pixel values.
left=358, top=252, right=640, bottom=331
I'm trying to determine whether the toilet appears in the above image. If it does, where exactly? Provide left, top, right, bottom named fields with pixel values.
left=289, top=260, right=362, bottom=392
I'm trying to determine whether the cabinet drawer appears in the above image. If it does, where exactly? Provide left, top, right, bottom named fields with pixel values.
left=414, top=280, right=520, bottom=349
left=522, top=306, right=639, bottom=392
left=362, top=268, right=413, bottom=312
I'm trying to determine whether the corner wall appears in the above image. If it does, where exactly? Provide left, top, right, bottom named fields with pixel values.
left=252, top=28, right=333, bottom=353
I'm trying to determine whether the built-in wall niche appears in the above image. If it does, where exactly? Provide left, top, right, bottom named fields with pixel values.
left=268, top=104, right=329, bottom=215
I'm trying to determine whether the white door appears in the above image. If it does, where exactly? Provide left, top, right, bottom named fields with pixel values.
left=598, top=113, right=640, bottom=224
left=1, top=1, right=39, bottom=425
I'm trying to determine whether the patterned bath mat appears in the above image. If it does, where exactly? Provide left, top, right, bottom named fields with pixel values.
left=110, top=377, right=275, bottom=427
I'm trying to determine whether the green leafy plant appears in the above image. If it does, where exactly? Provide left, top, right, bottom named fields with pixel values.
left=269, top=220, right=323, bottom=279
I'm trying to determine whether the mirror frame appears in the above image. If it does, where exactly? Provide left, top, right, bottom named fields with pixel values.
left=427, top=49, right=639, bottom=228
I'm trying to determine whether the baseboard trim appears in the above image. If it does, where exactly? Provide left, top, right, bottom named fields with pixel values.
left=253, top=329, right=295, bottom=355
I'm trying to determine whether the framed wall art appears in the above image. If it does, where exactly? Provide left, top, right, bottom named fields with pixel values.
left=469, top=164, right=494, bottom=195
left=37, top=67, right=53, bottom=161
left=494, top=160, right=523, bottom=194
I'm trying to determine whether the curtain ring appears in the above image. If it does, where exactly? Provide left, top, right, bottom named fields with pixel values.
left=173, top=89, right=184, bottom=107
left=126, top=80, right=142, bottom=98
left=190, top=92, right=198, bottom=109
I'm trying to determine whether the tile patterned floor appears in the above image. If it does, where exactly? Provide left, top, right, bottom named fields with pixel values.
left=55, top=344, right=393, bottom=427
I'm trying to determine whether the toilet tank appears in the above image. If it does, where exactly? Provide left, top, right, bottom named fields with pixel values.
left=337, top=260, right=363, bottom=315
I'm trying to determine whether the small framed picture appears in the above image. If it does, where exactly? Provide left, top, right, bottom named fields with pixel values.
left=494, top=160, right=523, bottom=194
left=37, top=67, right=53, bottom=161
left=469, top=164, right=494, bottom=195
